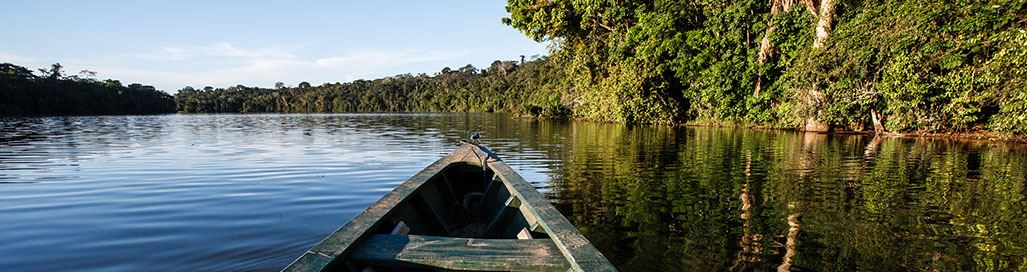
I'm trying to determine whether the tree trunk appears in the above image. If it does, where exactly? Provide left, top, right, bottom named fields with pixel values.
left=754, top=77, right=763, bottom=97
left=870, top=109, right=885, bottom=134
left=800, top=0, right=836, bottom=129
left=758, top=27, right=776, bottom=64
left=813, top=0, right=835, bottom=49
left=756, top=0, right=790, bottom=96
left=803, top=117, right=831, bottom=132
left=801, top=0, right=817, bottom=17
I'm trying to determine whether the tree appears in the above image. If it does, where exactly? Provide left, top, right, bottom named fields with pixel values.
left=79, top=69, right=97, bottom=79
left=275, top=82, right=286, bottom=89
left=0, top=61, right=175, bottom=116
left=104, top=79, right=122, bottom=89
left=298, top=81, right=311, bottom=88
left=458, top=64, right=477, bottom=74
left=0, top=63, right=35, bottom=79
left=45, top=63, right=64, bottom=80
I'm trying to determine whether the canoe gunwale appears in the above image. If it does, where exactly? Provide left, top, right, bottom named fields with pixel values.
left=481, top=146, right=615, bottom=272
left=281, top=143, right=615, bottom=271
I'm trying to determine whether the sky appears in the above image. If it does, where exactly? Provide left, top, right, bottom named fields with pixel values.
left=0, top=1, right=548, bottom=92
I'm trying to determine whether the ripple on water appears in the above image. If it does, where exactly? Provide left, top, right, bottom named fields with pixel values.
left=1, top=114, right=1025, bottom=271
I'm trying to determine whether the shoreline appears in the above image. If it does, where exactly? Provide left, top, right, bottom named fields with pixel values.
left=681, top=123, right=1027, bottom=144
left=519, top=114, right=1027, bottom=144
left=9, top=111, right=1024, bottom=144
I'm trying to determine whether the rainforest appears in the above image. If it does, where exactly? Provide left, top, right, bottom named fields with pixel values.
left=3, top=0, right=1026, bottom=137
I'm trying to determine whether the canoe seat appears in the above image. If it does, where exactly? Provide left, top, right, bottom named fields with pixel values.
left=350, top=234, right=571, bottom=271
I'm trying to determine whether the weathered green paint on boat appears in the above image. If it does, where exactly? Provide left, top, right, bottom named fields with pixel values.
left=282, top=144, right=615, bottom=271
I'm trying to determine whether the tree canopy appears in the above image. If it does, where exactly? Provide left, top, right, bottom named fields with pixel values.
left=0, top=62, right=175, bottom=116
left=174, top=58, right=571, bottom=116
left=503, top=0, right=1027, bottom=134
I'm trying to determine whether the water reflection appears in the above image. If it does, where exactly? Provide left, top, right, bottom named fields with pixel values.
left=0, top=114, right=1024, bottom=271
left=536, top=123, right=1027, bottom=271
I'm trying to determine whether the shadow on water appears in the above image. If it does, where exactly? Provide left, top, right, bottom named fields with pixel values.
left=0, top=113, right=1024, bottom=271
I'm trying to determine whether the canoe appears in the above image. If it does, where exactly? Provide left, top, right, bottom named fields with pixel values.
left=283, top=143, right=615, bottom=271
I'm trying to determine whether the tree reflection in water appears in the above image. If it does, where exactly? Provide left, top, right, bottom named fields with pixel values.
left=506, top=120, right=1027, bottom=272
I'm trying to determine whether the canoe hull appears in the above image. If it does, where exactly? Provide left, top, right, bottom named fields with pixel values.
left=283, top=144, right=615, bottom=271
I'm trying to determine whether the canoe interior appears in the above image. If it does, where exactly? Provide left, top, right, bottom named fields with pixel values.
left=284, top=144, right=614, bottom=272
left=368, top=163, right=549, bottom=241
left=347, top=162, right=559, bottom=271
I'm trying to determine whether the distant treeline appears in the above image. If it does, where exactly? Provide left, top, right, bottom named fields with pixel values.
left=1, top=63, right=175, bottom=116
left=174, top=58, right=569, bottom=116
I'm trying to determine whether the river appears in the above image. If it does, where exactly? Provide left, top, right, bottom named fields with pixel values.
left=1, top=113, right=1024, bottom=271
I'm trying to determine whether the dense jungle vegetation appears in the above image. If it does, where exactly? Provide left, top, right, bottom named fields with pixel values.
left=0, top=63, right=175, bottom=116
left=176, top=0, right=1026, bottom=135
left=501, top=0, right=1027, bottom=134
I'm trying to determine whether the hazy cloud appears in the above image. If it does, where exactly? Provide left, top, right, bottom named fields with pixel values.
left=68, top=42, right=470, bottom=92
left=0, top=51, right=38, bottom=66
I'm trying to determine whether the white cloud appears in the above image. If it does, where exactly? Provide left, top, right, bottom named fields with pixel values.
left=58, top=42, right=470, bottom=92
left=197, top=42, right=295, bottom=59
left=0, top=51, right=39, bottom=66
left=120, top=43, right=296, bottom=62
left=119, top=46, right=192, bottom=61
left=314, top=50, right=465, bottom=68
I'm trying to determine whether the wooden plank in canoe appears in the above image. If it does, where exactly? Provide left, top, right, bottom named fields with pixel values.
left=349, top=234, right=570, bottom=271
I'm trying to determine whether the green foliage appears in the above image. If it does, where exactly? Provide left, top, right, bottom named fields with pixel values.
left=0, top=62, right=175, bottom=116
left=786, top=0, right=1027, bottom=133
left=174, top=58, right=571, bottom=117
left=983, top=27, right=1027, bottom=134
left=503, top=0, right=1027, bottom=135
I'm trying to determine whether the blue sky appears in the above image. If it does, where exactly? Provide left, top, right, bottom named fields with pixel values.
left=0, top=1, right=547, bottom=92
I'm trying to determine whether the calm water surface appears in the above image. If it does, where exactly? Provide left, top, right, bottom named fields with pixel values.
left=1, top=113, right=1025, bottom=271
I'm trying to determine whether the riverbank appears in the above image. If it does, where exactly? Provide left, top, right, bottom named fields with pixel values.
left=687, top=123, right=1027, bottom=144
left=516, top=113, right=1027, bottom=144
